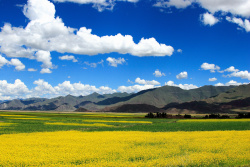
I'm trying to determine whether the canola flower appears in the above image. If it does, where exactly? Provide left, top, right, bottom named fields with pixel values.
left=82, top=119, right=152, bottom=124
left=0, top=122, right=16, bottom=127
left=179, top=119, right=250, bottom=122
left=0, top=130, right=249, bottom=166
left=5, top=117, right=51, bottom=120
left=45, top=122, right=114, bottom=127
left=0, top=114, right=33, bottom=117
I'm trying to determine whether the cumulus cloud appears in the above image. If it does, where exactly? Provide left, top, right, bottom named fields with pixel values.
left=226, top=17, right=250, bottom=32
left=53, top=0, right=139, bottom=12
left=200, top=62, right=220, bottom=73
left=153, top=69, right=165, bottom=77
left=0, top=79, right=117, bottom=100
left=224, top=66, right=239, bottom=72
left=154, top=0, right=193, bottom=9
left=165, top=80, right=198, bottom=90
left=33, top=79, right=116, bottom=97
left=0, top=0, right=174, bottom=69
left=0, top=55, right=25, bottom=71
left=154, top=0, right=250, bottom=31
left=228, top=70, right=250, bottom=80
left=196, top=0, right=250, bottom=18
left=35, top=51, right=53, bottom=69
left=176, top=71, right=188, bottom=79
left=106, top=57, right=126, bottom=67
left=117, top=84, right=156, bottom=93
left=59, top=55, right=78, bottom=62
left=0, top=79, right=30, bottom=100
left=215, top=80, right=249, bottom=86
left=155, top=0, right=250, bottom=18
left=28, top=68, right=37, bottom=72
left=209, top=77, right=217, bottom=82
left=0, top=55, right=9, bottom=68
left=135, top=77, right=160, bottom=85
left=201, top=12, right=219, bottom=26
left=40, top=68, right=52, bottom=74
left=9, top=59, right=26, bottom=71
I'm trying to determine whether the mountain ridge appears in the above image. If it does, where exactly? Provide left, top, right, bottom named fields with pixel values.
left=0, top=84, right=247, bottom=113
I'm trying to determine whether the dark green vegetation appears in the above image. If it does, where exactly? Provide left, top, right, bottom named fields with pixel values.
left=0, top=111, right=249, bottom=135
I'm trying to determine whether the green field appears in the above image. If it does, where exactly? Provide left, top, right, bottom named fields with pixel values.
left=0, top=111, right=249, bottom=166
left=0, top=111, right=249, bottom=134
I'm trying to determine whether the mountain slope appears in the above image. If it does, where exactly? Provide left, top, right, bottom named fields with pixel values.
left=113, top=85, right=235, bottom=108
left=205, top=84, right=250, bottom=103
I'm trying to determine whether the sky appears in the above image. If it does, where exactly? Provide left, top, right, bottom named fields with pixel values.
left=0, top=0, right=250, bottom=100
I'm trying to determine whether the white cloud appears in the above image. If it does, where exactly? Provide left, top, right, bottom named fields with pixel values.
left=0, top=0, right=174, bottom=63
left=176, top=71, right=188, bottom=79
left=228, top=70, right=250, bottom=80
left=215, top=82, right=224, bottom=86
left=28, top=68, right=37, bottom=72
left=165, top=80, right=198, bottom=90
left=0, top=55, right=9, bottom=68
left=33, top=79, right=56, bottom=96
left=154, top=0, right=250, bottom=32
left=153, top=69, right=165, bottom=77
left=84, top=60, right=104, bottom=68
left=215, top=80, right=249, bottom=86
left=59, top=55, right=78, bottom=62
left=35, top=51, right=53, bottom=69
left=209, top=77, right=217, bottom=82
left=0, top=79, right=117, bottom=100
left=177, top=49, right=182, bottom=53
left=106, top=57, right=126, bottom=67
left=201, top=12, right=219, bottom=26
left=154, top=0, right=193, bottom=9
left=9, top=59, right=25, bottom=71
left=224, top=66, right=239, bottom=72
left=201, top=62, right=220, bottom=73
left=196, top=0, right=250, bottom=18
left=135, top=77, right=160, bottom=85
left=40, top=68, right=52, bottom=74
left=155, top=0, right=250, bottom=17
left=0, top=55, right=25, bottom=71
left=0, top=79, right=30, bottom=100
left=226, top=17, right=250, bottom=32
left=117, top=84, right=156, bottom=93
left=53, top=0, right=139, bottom=12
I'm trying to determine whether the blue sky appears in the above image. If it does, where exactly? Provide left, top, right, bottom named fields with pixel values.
left=0, top=0, right=249, bottom=100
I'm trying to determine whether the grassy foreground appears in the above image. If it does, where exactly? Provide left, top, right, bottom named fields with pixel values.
left=0, top=111, right=250, bottom=166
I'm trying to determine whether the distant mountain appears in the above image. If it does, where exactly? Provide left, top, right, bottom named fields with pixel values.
left=205, top=84, right=250, bottom=103
left=107, top=85, right=235, bottom=108
left=0, top=92, right=131, bottom=111
left=163, top=97, right=250, bottom=114
left=0, top=85, right=242, bottom=112
left=0, top=98, right=46, bottom=110
left=162, top=84, right=250, bottom=114
left=106, top=104, right=164, bottom=113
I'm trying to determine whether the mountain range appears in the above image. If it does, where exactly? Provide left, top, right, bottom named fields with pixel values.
left=1, top=84, right=249, bottom=114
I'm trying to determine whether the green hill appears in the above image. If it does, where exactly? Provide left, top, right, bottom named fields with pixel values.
left=205, top=84, right=250, bottom=103
left=112, top=85, right=235, bottom=108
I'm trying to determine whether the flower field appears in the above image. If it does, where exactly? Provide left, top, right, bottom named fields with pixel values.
left=0, top=130, right=249, bottom=166
left=0, top=111, right=249, bottom=166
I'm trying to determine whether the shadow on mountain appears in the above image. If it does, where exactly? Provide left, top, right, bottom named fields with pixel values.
left=95, top=88, right=156, bottom=105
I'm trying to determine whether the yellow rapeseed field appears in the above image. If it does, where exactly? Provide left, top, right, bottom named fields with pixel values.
left=0, top=130, right=249, bottom=166
left=82, top=119, right=152, bottom=124
left=44, top=122, right=114, bottom=127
